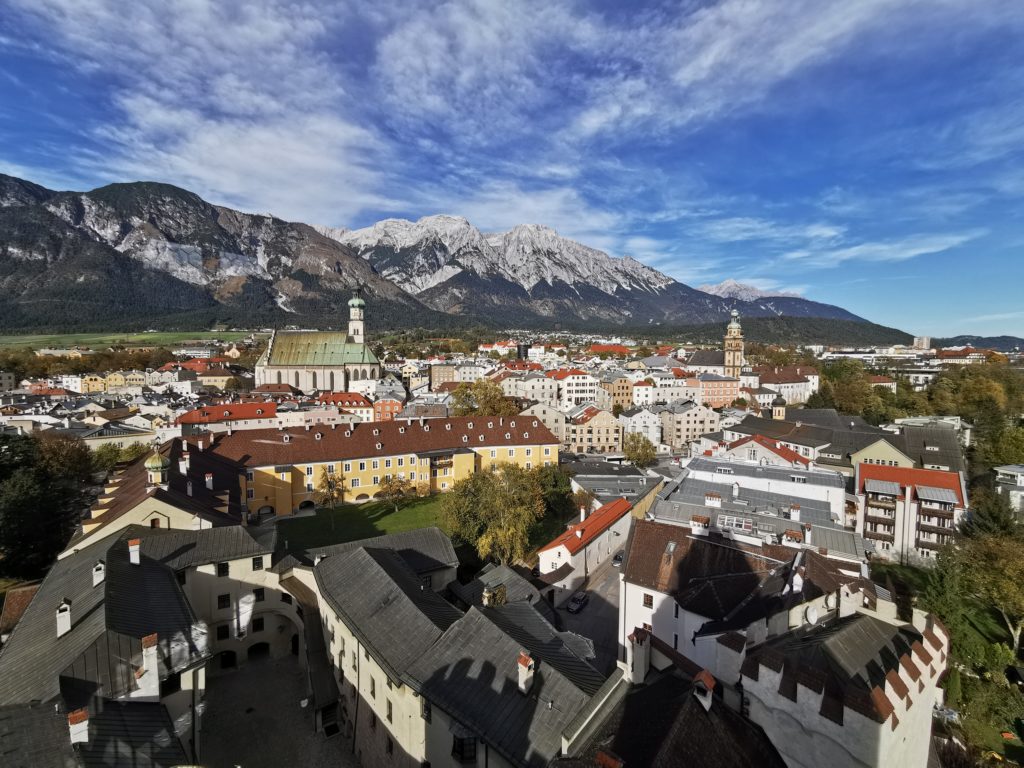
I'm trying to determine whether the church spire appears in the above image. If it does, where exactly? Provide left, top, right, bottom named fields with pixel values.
left=724, top=309, right=744, bottom=379
left=348, top=287, right=366, bottom=343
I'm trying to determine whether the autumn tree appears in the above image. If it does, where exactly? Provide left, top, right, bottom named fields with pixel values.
left=441, top=464, right=544, bottom=565
left=450, top=379, right=520, bottom=418
left=378, top=475, right=414, bottom=514
left=623, top=432, right=657, bottom=468
left=316, top=467, right=346, bottom=514
left=960, top=535, right=1024, bottom=655
left=34, top=432, right=93, bottom=484
left=959, top=489, right=1019, bottom=538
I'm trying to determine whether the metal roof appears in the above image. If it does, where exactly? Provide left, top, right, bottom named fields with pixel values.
left=264, top=330, right=379, bottom=367
left=916, top=485, right=959, bottom=504
left=864, top=479, right=900, bottom=496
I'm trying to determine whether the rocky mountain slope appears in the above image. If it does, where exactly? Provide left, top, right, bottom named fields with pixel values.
left=0, top=173, right=870, bottom=333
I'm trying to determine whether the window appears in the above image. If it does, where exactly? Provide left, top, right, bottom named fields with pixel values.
left=372, top=459, right=380, bottom=470
left=281, top=593, right=293, bottom=605
left=385, top=459, right=392, bottom=468
left=643, top=593, right=653, bottom=608
left=343, top=462, right=352, bottom=473
left=370, top=677, right=376, bottom=698
left=252, top=556, right=264, bottom=571
left=386, top=700, right=393, bottom=723
left=370, top=713, right=377, bottom=730
left=673, top=633, right=679, bottom=650
left=150, top=518, right=161, bottom=528
left=254, top=588, right=265, bottom=602
left=327, top=464, right=336, bottom=475
left=397, top=458, right=404, bottom=467
left=674, top=604, right=679, bottom=619
left=216, top=624, right=229, bottom=640
left=351, top=478, right=360, bottom=488
left=217, top=594, right=230, bottom=609
left=351, top=650, right=357, bottom=670
left=253, top=617, right=265, bottom=633
left=247, top=488, right=254, bottom=500
left=525, top=448, right=532, bottom=456
left=490, top=449, right=497, bottom=459
left=452, top=736, right=477, bottom=762
left=508, top=448, right=515, bottom=457
left=246, top=470, right=255, bottom=482
left=306, top=483, right=314, bottom=492
left=306, top=466, right=313, bottom=476
left=217, top=562, right=229, bottom=577
left=421, top=574, right=433, bottom=589
left=386, top=737, right=393, bottom=756
left=409, top=472, right=416, bottom=481
left=359, top=461, right=366, bottom=471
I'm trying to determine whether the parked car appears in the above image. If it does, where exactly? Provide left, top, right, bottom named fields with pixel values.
left=612, top=550, right=624, bottom=567
left=567, top=592, right=589, bottom=613
left=531, top=564, right=540, bottom=578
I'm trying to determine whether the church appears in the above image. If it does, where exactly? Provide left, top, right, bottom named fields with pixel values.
left=685, top=309, right=745, bottom=377
left=255, top=291, right=380, bottom=393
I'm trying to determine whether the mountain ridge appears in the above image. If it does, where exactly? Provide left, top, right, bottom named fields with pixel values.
left=0, top=173, right=889, bottom=338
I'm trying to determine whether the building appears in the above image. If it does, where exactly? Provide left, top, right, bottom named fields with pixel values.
left=520, top=403, right=568, bottom=444
left=853, top=464, right=967, bottom=564
left=599, top=374, right=635, bottom=412
left=618, top=407, right=663, bottom=448
left=0, top=369, right=18, bottom=392
left=429, top=363, right=457, bottom=391
left=869, top=375, right=898, bottom=393
left=693, top=373, right=740, bottom=408
left=537, top=498, right=633, bottom=603
left=209, top=416, right=560, bottom=516
left=566, top=406, right=622, bottom=455
left=724, top=309, right=745, bottom=379
left=255, top=291, right=380, bottom=393
left=994, top=464, right=1024, bottom=517
left=318, top=392, right=375, bottom=421
left=546, top=369, right=599, bottom=411
left=657, top=400, right=720, bottom=451
left=373, top=394, right=406, bottom=422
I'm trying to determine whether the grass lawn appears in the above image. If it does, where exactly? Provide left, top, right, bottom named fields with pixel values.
left=0, top=330, right=257, bottom=349
left=275, top=495, right=445, bottom=552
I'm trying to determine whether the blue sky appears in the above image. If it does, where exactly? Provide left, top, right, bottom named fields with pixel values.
left=1, top=0, right=1023, bottom=337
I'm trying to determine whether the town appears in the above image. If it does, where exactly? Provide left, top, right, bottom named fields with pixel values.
left=0, top=295, right=1021, bottom=767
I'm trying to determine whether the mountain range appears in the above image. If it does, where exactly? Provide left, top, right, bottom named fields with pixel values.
left=0, top=174, right=905, bottom=341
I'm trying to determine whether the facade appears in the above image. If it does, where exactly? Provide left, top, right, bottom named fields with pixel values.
left=546, top=369, right=599, bottom=411
left=429, top=363, right=457, bottom=391
left=994, top=464, right=1024, bottom=517
left=693, top=373, right=740, bottom=408
left=566, top=407, right=622, bottom=455
left=255, top=292, right=380, bottom=393
left=618, top=407, right=663, bottom=447
left=657, top=400, right=720, bottom=451
left=208, top=416, right=560, bottom=516
left=503, top=373, right=559, bottom=407
left=853, top=464, right=967, bottom=563
left=599, top=374, right=635, bottom=412
left=373, top=395, right=405, bottom=422
left=519, top=403, right=568, bottom=444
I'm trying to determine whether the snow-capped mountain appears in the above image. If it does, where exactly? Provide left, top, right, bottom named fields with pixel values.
left=699, top=279, right=801, bottom=302
left=0, top=172, right=870, bottom=332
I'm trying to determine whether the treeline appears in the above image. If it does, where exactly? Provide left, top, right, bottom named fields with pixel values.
left=0, top=346, right=178, bottom=381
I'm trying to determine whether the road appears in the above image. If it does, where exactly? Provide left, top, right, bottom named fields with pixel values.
left=557, top=556, right=622, bottom=676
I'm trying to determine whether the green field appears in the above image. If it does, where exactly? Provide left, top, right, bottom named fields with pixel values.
left=274, top=496, right=446, bottom=552
left=0, top=330, right=257, bottom=349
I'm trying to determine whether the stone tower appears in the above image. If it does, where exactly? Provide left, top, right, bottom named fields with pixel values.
left=348, top=289, right=366, bottom=344
left=724, top=309, right=744, bottom=379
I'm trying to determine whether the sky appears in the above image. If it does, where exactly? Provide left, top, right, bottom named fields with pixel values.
left=1, top=0, right=1023, bottom=338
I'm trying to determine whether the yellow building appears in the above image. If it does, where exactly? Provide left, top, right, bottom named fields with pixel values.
left=208, top=415, right=560, bottom=517
left=103, top=371, right=126, bottom=391
left=81, top=374, right=106, bottom=393
left=197, top=368, right=236, bottom=389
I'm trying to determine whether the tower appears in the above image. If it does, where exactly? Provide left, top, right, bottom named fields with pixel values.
left=771, top=394, right=787, bottom=420
left=724, top=309, right=744, bottom=379
left=348, top=288, right=366, bottom=344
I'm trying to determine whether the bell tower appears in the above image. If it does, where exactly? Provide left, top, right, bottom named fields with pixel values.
left=347, top=288, right=366, bottom=343
left=724, top=309, right=744, bottom=379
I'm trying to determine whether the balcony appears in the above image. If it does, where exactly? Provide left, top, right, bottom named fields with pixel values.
left=867, top=497, right=896, bottom=510
left=915, top=538, right=942, bottom=551
left=917, top=522, right=953, bottom=536
left=865, top=514, right=895, bottom=527
left=864, top=530, right=895, bottom=543
left=919, top=503, right=954, bottom=519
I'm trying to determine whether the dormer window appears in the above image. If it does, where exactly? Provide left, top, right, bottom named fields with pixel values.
left=509, top=420, right=515, bottom=428
left=424, top=425, right=430, bottom=432
left=373, top=428, right=380, bottom=435
left=315, top=433, right=322, bottom=441
left=505, top=433, right=511, bottom=439
left=256, top=408, right=263, bottom=415
left=399, top=427, right=405, bottom=434
left=445, top=424, right=452, bottom=430
left=462, top=436, right=468, bottom=443
left=283, top=434, right=291, bottom=443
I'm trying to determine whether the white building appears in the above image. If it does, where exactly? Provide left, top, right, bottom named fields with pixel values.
left=618, top=407, right=663, bottom=448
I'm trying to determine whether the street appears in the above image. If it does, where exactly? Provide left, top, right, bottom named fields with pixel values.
left=558, top=556, right=622, bottom=675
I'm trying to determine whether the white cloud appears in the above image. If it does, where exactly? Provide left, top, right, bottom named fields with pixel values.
left=781, top=230, right=984, bottom=267
left=958, top=310, right=1024, bottom=325
left=694, top=216, right=844, bottom=245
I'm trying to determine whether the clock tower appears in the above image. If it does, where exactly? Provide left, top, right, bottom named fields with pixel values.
left=724, top=309, right=744, bottom=379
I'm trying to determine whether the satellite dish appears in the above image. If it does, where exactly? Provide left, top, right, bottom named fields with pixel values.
left=805, top=606, right=820, bottom=625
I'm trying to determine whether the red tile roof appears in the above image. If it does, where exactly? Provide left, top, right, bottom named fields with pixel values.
left=178, top=402, right=277, bottom=425
left=538, top=498, right=632, bottom=555
left=868, top=375, right=895, bottom=384
left=857, top=464, right=965, bottom=506
left=210, top=415, right=559, bottom=467
left=318, top=392, right=372, bottom=408
left=545, top=368, right=589, bottom=380
left=588, top=344, right=632, bottom=356
left=0, top=582, right=40, bottom=636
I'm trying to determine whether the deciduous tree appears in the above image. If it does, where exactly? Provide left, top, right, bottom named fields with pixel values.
left=378, top=475, right=414, bottom=514
left=622, top=432, right=657, bottom=468
left=961, top=535, right=1024, bottom=655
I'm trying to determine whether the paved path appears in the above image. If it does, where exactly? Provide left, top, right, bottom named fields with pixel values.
left=200, top=656, right=357, bottom=768
left=558, top=557, right=622, bottom=675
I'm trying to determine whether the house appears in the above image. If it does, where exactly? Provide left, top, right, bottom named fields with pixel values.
left=209, top=415, right=560, bottom=516
left=693, top=373, right=740, bottom=408
left=566, top=406, right=622, bottom=455
left=429, top=362, right=458, bottom=391
left=752, top=366, right=819, bottom=404
left=520, top=403, right=568, bottom=444
left=618, top=407, right=663, bottom=448
left=196, top=367, right=237, bottom=390
left=656, top=400, right=720, bottom=451
left=719, top=433, right=812, bottom=467
left=505, top=372, right=560, bottom=407
left=373, top=394, right=406, bottom=422
left=994, top=464, right=1024, bottom=517
left=177, top=402, right=280, bottom=432
left=318, top=392, right=375, bottom=421
left=629, top=379, right=657, bottom=407
left=537, top=498, right=633, bottom=602
left=546, top=369, right=599, bottom=410
left=853, top=464, right=967, bottom=564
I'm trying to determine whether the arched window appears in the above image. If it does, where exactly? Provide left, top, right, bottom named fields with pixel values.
left=294, top=371, right=299, bottom=388
left=311, top=371, right=318, bottom=390
left=329, top=371, right=335, bottom=391
left=276, top=371, right=282, bottom=385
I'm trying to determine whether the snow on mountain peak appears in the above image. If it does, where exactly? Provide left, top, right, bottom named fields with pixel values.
left=699, top=279, right=801, bottom=301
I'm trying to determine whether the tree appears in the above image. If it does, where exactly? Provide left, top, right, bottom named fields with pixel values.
left=533, top=464, right=574, bottom=520
left=378, top=475, right=414, bottom=514
left=959, top=489, right=1019, bottom=538
left=960, top=535, right=1024, bottom=655
left=572, top=487, right=596, bottom=514
left=450, top=379, right=519, bottom=418
left=316, top=467, right=346, bottom=516
left=441, top=464, right=544, bottom=565
left=34, top=432, right=93, bottom=484
left=0, top=467, right=79, bottom=578
left=91, top=443, right=123, bottom=472
left=623, top=432, right=656, bottom=468
left=121, top=443, right=150, bottom=462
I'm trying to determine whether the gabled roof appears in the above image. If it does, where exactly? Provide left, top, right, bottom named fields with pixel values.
left=304, top=527, right=457, bottom=573
left=687, top=350, right=726, bottom=367
left=263, top=330, right=379, bottom=367
left=725, top=434, right=810, bottom=466
left=545, top=368, right=590, bottom=380
left=856, top=464, right=965, bottom=506
left=177, top=401, right=277, bottom=424
left=317, top=392, right=372, bottom=408
left=538, top=498, right=632, bottom=555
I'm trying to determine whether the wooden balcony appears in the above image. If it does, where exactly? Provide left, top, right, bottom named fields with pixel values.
left=864, top=530, right=895, bottom=543
left=915, top=538, right=942, bottom=551
left=865, top=514, right=895, bottom=527
left=919, top=504, right=954, bottom=519
left=867, top=497, right=897, bottom=510
left=917, top=522, right=954, bottom=536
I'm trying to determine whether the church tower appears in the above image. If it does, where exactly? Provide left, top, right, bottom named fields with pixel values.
left=348, top=289, right=366, bottom=344
left=724, top=309, right=744, bottom=379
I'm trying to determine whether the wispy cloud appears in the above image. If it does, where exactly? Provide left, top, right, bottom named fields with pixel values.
left=959, top=310, right=1024, bottom=325
left=781, top=230, right=985, bottom=267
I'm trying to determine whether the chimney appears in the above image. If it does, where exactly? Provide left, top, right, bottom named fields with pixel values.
left=56, top=598, right=72, bottom=637
left=135, top=633, right=161, bottom=699
left=789, top=504, right=801, bottom=522
left=92, top=560, right=105, bottom=587
left=517, top=650, right=536, bottom=694
left=205, top=472, right=214, bottom=491
left=693, top=670, right=716, bottom=712
left=197, top=439, right=204, bottom=452
left=626, top=627, right=650, bottom=684
left=128, top=538, right=141, bottom=566
left=68, top=708, right=89, bottom=744
left=186, top=480, right=193, bottom=497
left=181, top=451, right=190, bottom=472
left=803, top=524, right=812, bottom=546
left=579, top=505, right=587, bottom=523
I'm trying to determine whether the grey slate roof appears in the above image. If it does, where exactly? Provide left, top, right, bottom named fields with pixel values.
left=687, top=457, right=846, bottom=489
left=0, top=703, right=78, bottom=768
left=133, top=524, right=272, bottom=570
left=314, top=547, right=462, bottom=683
left=0, top=531, right=201, bottom=708
left=407, top=607, right=595, bottom=768
left=78, top=701, right=189, bottom=768
left=449, top=564, right=556, bottom=623
left=303, top=526, right=458, bottom=573
left=900, top=424, right=967, bottom=472
left=687, top=350, right=726, bottom=367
